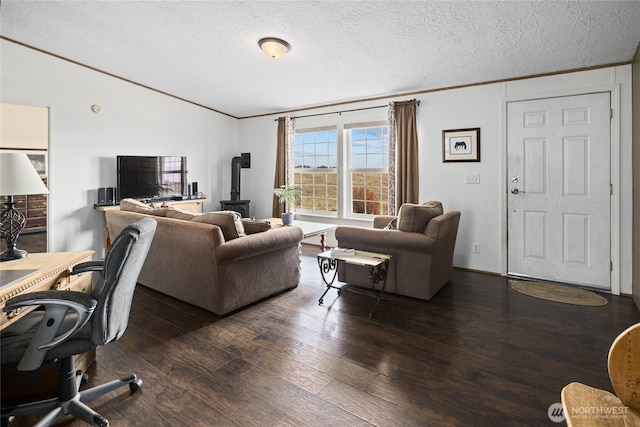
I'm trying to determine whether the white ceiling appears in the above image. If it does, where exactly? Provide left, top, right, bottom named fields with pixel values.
left=2, top=1, right=640, bottom=118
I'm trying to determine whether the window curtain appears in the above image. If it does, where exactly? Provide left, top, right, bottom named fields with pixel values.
left=272, top=116, right=294, bottom=217
left=388, top=99, right=419, bottom=214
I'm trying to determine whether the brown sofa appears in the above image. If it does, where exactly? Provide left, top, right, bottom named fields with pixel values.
left=334, top=202, right=461, bottom=301
left=105, top=205, right=303, bottom=315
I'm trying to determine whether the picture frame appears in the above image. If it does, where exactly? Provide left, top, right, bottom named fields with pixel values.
left=442, top=128, right=480, bottom=162
left=0, top=148, right=48, bottom=177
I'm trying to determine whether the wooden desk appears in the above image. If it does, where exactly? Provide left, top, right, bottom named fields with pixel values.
left=1, top=251, right=95, bottom=405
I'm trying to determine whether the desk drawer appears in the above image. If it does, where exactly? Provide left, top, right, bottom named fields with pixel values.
left=1, top=259, right=93, bottom=329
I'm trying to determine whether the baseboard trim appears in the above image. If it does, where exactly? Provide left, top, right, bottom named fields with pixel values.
left=453, top=266, right=502, bottom=276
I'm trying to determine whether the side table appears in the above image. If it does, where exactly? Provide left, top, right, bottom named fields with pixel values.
left=317, top=249, right=392, bottom=317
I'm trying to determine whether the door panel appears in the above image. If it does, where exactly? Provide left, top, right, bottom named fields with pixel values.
left=507, top=93, right=611, bottom=289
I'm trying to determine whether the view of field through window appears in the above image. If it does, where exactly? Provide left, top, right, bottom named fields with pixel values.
left=294, top=124, right=389, bottom=215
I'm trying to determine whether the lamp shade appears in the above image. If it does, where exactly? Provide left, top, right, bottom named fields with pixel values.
left=258, top=37, right=291, bottom=59
left=0, top=153, right=49, bottom=196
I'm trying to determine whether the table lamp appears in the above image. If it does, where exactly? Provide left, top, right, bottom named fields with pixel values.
left=0, top=152, right=49, bottom=261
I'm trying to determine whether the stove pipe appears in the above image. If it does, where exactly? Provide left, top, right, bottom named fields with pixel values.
left=230, top=153, right=250, bottom=201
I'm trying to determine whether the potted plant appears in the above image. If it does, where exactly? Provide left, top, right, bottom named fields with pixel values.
left=273, top=185, right=301, bottom=226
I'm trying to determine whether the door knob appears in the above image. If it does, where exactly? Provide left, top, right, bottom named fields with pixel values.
left=511, top=188, right=524, bottom=194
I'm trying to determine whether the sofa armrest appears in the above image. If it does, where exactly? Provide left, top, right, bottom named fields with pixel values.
left=335, top=226, right=434, bottom=253
left=216, top=226, right=304, bottom=263
left=373, top=215, right=397, bottom=229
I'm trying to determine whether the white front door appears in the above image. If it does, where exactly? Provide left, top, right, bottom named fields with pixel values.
left=507, top=92, right=611, bottom=289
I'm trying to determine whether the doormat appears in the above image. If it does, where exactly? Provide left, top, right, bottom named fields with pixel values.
left=510, top=280, right=608, bottom=307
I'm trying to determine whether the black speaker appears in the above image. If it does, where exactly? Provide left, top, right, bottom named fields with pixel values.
left=192, top=182, right=198, bottom=195
left=98, top=187, right=115, bottom=205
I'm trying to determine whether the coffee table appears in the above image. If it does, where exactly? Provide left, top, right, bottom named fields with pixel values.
left=267, top=218, right=337, bottom=251
left=317, top=249, right=392, bottom=317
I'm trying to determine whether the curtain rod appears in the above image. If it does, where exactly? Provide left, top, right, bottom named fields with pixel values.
left=274, top=100, right=420, bottom=121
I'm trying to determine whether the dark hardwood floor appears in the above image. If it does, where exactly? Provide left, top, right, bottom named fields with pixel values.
left=6, top=244, right=640, bottom=426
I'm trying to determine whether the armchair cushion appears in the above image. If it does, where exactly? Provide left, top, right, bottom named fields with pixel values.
left=191, top=211, right=246, bottom=240
left=397, top=201, right=443, bottom=233
left=373, top=215, right=397, bottom=229
left=383, top=217, right=397, bottom=230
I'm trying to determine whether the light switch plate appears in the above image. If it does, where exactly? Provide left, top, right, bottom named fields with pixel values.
left=465, top=174, right=480, bottom=184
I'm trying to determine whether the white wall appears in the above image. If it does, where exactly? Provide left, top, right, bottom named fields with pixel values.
left=239, top=65, right=634, bottom=294
left=1, top=40, right=239, bottom=257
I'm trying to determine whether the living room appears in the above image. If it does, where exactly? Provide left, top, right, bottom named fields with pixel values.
left=1, top=1, right=640, bottom=425
left=2, top=40, right=639, bottom=296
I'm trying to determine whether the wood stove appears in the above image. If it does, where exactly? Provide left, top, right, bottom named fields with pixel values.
left=220, top=200, right=250, bottom=217
left=220, top=153, right=251, bottom=217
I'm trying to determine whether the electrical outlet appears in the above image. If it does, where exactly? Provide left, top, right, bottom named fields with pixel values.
left=472, top=243, right=480, bottom=254
left=465, top=174, right=480, bottom=184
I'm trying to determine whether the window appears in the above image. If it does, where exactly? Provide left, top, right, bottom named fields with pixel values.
left=293, top=122, right=389, bottom=218
left=293, top=127, right=338, bottom=213
left=347, top=124, right=389, bottom=216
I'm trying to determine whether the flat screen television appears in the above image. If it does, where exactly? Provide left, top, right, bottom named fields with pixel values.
left=117, top=155, right=187, bottom=201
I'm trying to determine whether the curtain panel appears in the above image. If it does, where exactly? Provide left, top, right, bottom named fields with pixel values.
left=388, top=99, right=419, bottom=214
left=272, top=116, right=294, bottom=217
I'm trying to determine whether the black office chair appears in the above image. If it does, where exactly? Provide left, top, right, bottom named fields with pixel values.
left=1, top=217, right=157, bottom=427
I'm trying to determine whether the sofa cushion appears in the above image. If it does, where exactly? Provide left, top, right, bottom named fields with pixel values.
left=397, top=202, right=443, bottom=233
left=191, top=211, right=246, bottom=240
left=166, top=207, right=199, bottom=221
left=119, top=198, right=168, bottom=217
left=241, top=218, right=272, bottom=235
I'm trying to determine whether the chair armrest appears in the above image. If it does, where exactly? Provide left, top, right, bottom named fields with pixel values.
left=71, top=260, right=104, bottom=275
left=336, top=226, right=435, bottom=253
left=4, top=291, right=97, bottom=371
left=373, top=216, right=397, bottom=229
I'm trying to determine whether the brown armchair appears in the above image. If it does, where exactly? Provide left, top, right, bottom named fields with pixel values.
left=335, top=202, right=461, bottom=301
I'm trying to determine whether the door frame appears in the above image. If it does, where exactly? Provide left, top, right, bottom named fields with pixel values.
left=501, top=84, right=621, bottom=295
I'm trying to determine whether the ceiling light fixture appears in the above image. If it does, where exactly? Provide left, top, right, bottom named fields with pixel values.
left=258, top=37, right=291, bottom=59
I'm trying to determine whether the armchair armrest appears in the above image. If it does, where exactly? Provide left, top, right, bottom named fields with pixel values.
left=4, top=291, right=97, bottom=371
left=71, top=260, right=104, bottom=275
left=373, top=215, right=397, bottom=229
left=336, top=226, right=435, bottom=253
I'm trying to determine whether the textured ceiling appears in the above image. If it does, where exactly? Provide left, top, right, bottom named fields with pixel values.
left=1, top=1, right=640, bottom=118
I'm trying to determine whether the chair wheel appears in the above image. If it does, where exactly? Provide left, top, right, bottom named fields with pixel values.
left=129, top=378, right=143, bottom=393
left=95, top=415, right=109, bottom=427
left=1, top=416, right=14, bottom=427
left=80, top=372, right=89, bottom=387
